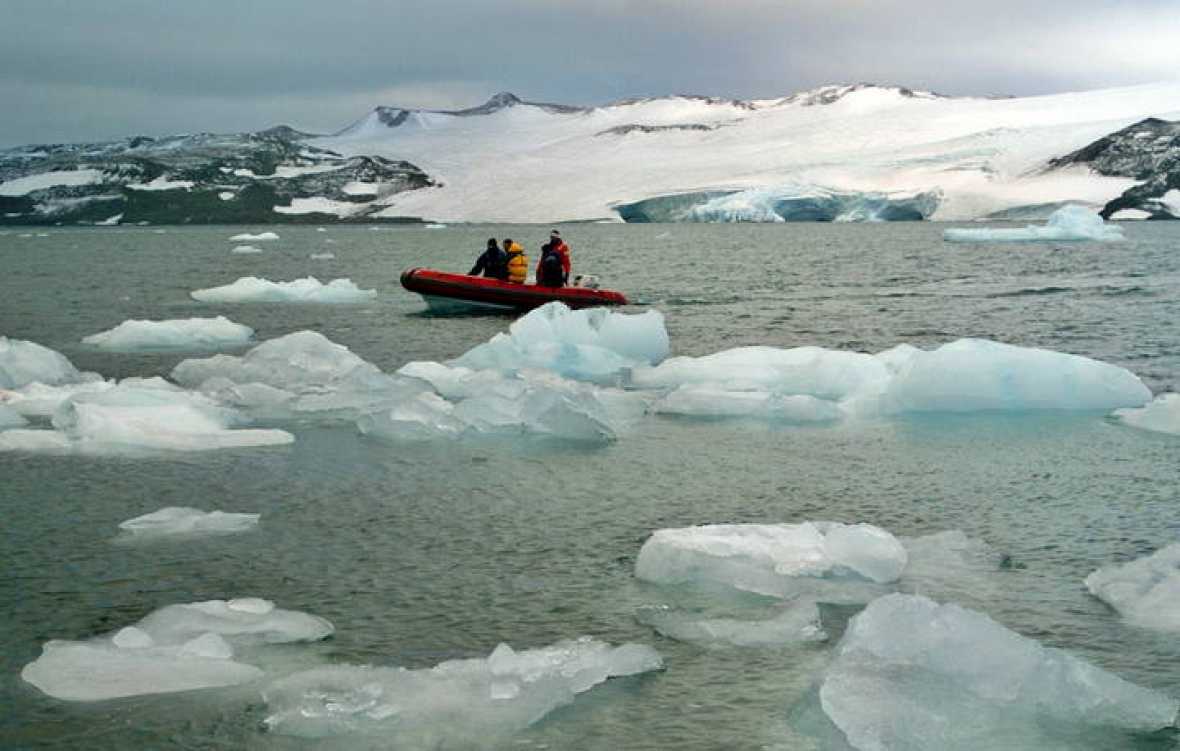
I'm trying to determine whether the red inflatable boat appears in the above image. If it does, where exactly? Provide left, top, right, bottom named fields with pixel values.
left=400, top=268, right=629, bottom=312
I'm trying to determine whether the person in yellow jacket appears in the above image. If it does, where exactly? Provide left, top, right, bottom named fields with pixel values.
left=503, top=238, right=528, bottom=284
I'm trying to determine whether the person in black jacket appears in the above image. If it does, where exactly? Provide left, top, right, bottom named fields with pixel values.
left=469, top=238, right=508, bottom=280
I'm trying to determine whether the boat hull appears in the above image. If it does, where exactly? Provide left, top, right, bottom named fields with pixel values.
left=400, top=268, right=628, bottom=311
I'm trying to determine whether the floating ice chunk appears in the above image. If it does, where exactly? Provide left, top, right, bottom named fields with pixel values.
left=0, top=379, right=115, bottom=417
left=173, top=331, right=423, bottom=421
left=881, top=338, right=1151, bottom=413
left=1112, top=393, right=1180, bottom=436
left=309, top=252, right=335, bottom=260
left=0, top=336, right=88, bottom=389
left=814, top=594, right=1177, bottom=750
left=21, top=597, right=332, bottom=702
left=637, top=600, right=826, bottom=648
left=631, top=346, right=889, bottom=400
left=82, top=316, right=254, bottom=352
left=191, top=276, right=376, bottom=304
left=118, top=506, right=260, bottom=538
left=455, top=302, right=669, bottom=381
left=231, top=244, right=263, bottom=254
left=0, top=404, right=27, bottom=430
left=654, top=385, right=842, bottom=422
left=20, top=637, right=262, bottom=701
left=1086, top=544, right=1180, bottom=631
left=135, top=598, right=333, bottom=645
left=228, top=231, right=279, bottom=241
left=943, top=205, right=1125, bottom=243
left=0, top=379, right=293, bottom=455
left=0, top=428, right=74, bottom=453
left=635, top=522, right=907, bottom=603
left=262, top=637, right=661, bottom=742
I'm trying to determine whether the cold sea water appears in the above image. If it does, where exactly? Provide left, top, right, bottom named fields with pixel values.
left=1, top=221, right=1179, bottom=750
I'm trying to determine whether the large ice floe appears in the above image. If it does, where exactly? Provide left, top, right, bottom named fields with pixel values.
left=82, top=316, right=254, bottom=352
left=1086, top=544, right=1180, bottom=632
left=191, top=276, right=377, bottom=304
left=261, top=637, right=662, bottom=742
left=0, top=377, right=292, bottom=455
left=117, top=506, right=260, bottom=539
left=21, top=598, right=333, bottom=701
left=1111, top=393, right=1180, bottom=436
left=810, top=594, right=1178, bottom=751
left=943, top=204, right=1125, bottom=243
left=634, top=338, right=1151, bottom=419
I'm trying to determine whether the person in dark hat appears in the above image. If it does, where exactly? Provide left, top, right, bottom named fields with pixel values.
left=469, top=237, right=508, bottom=280
left=536, top=229, right=571, bottom=287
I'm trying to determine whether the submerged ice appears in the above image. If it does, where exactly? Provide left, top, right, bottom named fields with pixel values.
left=943, top=204, right=1125, bottom=243
left=1086, top=544, right=1180, bottom=632
left=21, top=598, right=333, bottom=701
left=83, top=316, right=253, bottom=352
left=1111, top=393, right=1180, bottom=436
left=814, top=594, right=1178, bottom=750
left=262, top=637, right=662, bottom=742
left=190, top=276, right=376, bottom=304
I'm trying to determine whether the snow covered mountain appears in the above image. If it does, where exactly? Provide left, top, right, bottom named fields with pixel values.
left=2, top=81, right=1180, bottom=224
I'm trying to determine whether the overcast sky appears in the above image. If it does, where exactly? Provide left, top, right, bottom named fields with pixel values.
left=2, top=0, right=1178, bottom=146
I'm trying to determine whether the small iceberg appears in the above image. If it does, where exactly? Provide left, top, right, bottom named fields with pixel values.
left=309, top=252, right=335, bottom=260
left=809, top=594, right=1178, bottom=750
left=1111, top=393, right=1180, bottom=436
left=82, top=316, right=254, bottom=352
left=262, top=637, right=662, bottom=742
left=636, top=521, right=908, bottom=603
left=118, top=507, right=260, bottom=538
left=1086, top=543, right=1180, bottom=631
left=231, top=244, right=264, bottom=254
left=191, top=276, right=377, bottom=304
left=228, top=231, right=279, bottom=242
left=1, top=336, right=93, bottom=389
left=173, top=331, right=425, bottom=422
left=943, top=204, right=1125, bottom=243
left=455, top=302, right=669, bottom=381
left=21, top=598, right=333, bottom=701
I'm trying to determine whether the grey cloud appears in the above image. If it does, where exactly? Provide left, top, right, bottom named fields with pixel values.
left=2, top=0, right=1177, bottom=146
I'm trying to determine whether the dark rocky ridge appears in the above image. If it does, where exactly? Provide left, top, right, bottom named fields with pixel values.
left=1048, top=117, right=1180, bottom=219
left=0, top=129, right=432, bottom=225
